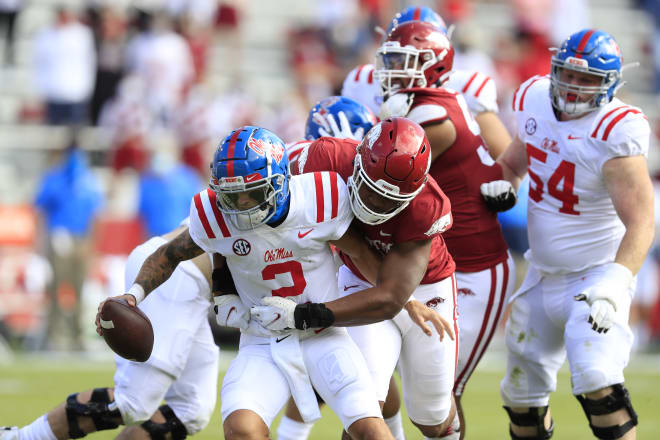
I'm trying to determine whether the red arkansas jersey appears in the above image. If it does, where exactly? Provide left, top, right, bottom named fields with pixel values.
left=294, top=136, right=456, bottom=284
left=402, top=87, right=509, bottom=272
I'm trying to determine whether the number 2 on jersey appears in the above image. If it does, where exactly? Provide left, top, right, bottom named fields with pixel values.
left=262, top=261, right=307, bottom=297
left=526, top=143, right=579, bottom=215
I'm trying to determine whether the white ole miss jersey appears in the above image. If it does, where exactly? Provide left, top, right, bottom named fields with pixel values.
left=512, top=75, right=650, bottom=274
left=188, top=172, right=352, bottom=307
left=341, top=64, right=383, bottom=115
left=444, top=69, right=499, bottom=115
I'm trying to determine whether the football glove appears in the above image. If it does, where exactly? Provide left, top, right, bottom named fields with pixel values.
left=379, top=93, right=414, bottom=120
left=574, top=262, right=633, bottom=333
left=213, top=294, right=249, bottom=330
left=480, top=180, right=517, bottom=212
left=318, top=111, right=365, bottom=141
left=251, top=296, right=297, bottom=331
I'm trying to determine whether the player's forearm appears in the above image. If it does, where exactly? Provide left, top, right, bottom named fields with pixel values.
left=133, top=245, right=181, bottom=296
left=615, top=221, right=654, bottom=275
left=324, top=286, right=406, bottom=326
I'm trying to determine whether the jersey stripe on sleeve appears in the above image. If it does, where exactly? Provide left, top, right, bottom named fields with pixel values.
left=314, top=172, right=324, bottom=223
left=461, top=72, right=478, bottom=94
left=194, top=193, right=215, bottom=238
left=517, top=76, right=543, bottom=111
left=601, top=109, right=643, bottom=141
left=206, top=189, right=231, bottom=237
left=313, top=171, right=340, bottom=223
left=354, top=64, right=365, bottom=81
left=474, top=76, right=491, bottom=98
left=591, top=105, right=628, bottom=139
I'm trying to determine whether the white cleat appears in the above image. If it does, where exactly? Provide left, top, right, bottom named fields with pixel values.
left=0, top=427, right=19, bottom=440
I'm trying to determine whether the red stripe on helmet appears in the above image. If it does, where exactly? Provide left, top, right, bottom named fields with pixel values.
left=225, top=129, right=242, bottom=177
left=207, top=189, right=231, bottom=237
left=413, top=7, right=421, bottom=20
left=314, top=172, right=324, bottom=223
left=194, top=193, right=215, bottom=239
left=575, top=29, right=596, bottom=58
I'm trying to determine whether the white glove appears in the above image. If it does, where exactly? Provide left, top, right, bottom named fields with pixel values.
left=480, top=180, right=517, bottom=212
left=379, top=93, right=414, bottom=120
left=242, top=318, right=280, bottom=338
left=250, top=296, right=297, bottom=331
left=574, top=263, right=633, bottom=333
left=213, top=294, right=249, bottom=330
left=318, top=111, right=365, bottom=141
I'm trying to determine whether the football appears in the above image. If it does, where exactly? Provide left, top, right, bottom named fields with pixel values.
left=99, top=297, right=154, bottom=362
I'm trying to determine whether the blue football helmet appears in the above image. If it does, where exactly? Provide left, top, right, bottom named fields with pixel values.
left=386, top=6, right=447, bottom=36
left=210, top=126, right=290, bottom=230
left=551, top=29, right=626, bottom=115
left=305, top=96, right=377, bottom=141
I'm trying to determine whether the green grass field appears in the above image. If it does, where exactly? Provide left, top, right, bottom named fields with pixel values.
left=2, top=351, right=659, bottom=439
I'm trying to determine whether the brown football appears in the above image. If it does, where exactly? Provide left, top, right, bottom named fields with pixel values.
left=100, top=297, right=154, bottom=362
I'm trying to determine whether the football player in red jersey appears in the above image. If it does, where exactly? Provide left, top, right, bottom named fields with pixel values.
left=375, top=21, right=517, bottom=439
left=271, top=117, right=460, bottom=440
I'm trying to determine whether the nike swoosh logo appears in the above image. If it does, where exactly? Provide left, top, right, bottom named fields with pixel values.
left=344, top=284, right=361, bottom=291
left=266, top=313, right=282, bottom=327
left=568, top=135, right=582, bottom=140
left=275, top=334, right=291, bottom=343
left=379, top=230, right=392, bottom=237
left=298, top=229, right=314, bottom=239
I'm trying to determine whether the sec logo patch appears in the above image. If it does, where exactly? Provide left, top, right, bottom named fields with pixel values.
left=525, top=118, right=537, bottom=135
left=232, top=239, right=251, bottom=256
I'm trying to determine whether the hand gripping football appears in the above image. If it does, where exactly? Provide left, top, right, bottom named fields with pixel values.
left=100, top=298, right=154, bottom=362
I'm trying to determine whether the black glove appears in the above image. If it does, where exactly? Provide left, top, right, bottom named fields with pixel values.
left=480, top=180, right=517, bottom=212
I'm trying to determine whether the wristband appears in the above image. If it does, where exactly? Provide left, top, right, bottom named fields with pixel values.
left=128, top=283, right=145, bottom=304
left=294, top=303, right=335, bottom=330
left=212, top=265, right=238, bottom=295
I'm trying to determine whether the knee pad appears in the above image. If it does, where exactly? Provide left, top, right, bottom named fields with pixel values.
left=65, top=388, right=121, bottom=439
left=575, top=383, right=638, bottom=440
left=140, top=405, right=187, bottom=440
left=502, top=406, right=554, bottom=440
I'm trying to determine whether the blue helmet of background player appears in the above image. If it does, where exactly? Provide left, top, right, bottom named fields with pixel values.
left=210, top=126, right=290, bottom=230
left=550, top=29, right=626, bottom=115
left=305, top=96, right=377, bottom=141
left=386, top=5, right=447, bottom=36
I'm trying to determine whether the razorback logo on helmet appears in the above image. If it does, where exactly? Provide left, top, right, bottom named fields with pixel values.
left=425, top=212, right=452, bottom=236
left=248, top=138, right=285, bottom=163
left=365, top=124, right=382, bottom=149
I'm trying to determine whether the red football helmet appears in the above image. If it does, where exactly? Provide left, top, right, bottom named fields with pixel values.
left=374, top=21, right=454, bottom=96
left=348, top=117, right=431, bottom=225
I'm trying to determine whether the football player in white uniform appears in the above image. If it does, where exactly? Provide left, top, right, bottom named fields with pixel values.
left=488, top=29, right=653, bottom=439
left=2, top=222, right=218, bottom=440
left=95, top=125, right=408, bottom=439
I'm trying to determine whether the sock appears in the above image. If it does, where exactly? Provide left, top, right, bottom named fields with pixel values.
left=276, top=415, right=314, bottom=440
left=19, top=415, right=57, bottom=440
left=385, top=411, right=406, bottom=440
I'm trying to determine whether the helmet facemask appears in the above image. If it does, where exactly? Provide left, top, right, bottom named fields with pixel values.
left=210, top=161, right=286, bottom=231
left=347, top=149, right=422, bottom=225
left=375, top=42, right=439, bottom=97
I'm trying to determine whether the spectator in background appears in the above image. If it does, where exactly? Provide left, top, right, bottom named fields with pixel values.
left=33, top=6, right=96, bottom=125
left=124, top=9, right=194, bottom=127
left=34, top=137, right=104, bottom=351
left=0, top=0, right=22, bottom=65
left=138, top=142, right=202, bottom=237
left=88, top=5, right=128, bottom=125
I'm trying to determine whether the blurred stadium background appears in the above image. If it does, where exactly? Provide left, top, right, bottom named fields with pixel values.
left=1, top=0, right=660, bottom=438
